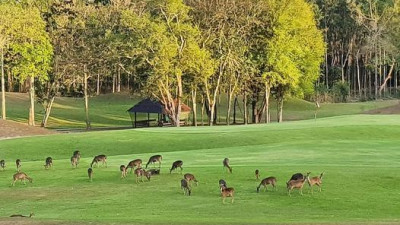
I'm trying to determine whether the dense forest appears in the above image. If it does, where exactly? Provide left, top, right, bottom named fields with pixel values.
left=0, top=0, right=399, bottom=128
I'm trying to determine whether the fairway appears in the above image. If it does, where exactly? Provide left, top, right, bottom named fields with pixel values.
left=0, top=115, right=400, bottom=224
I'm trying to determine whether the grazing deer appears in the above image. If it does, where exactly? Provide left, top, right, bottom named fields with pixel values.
left=307, top=172, right=324, bottom=194
left=134, top=168, right=151, bottom=183
left=287, top=172, right=310, bottom=196
left=170, top=160, right=183, bottom=174
left=88, top=168, right=93, bottom=181
left=12, top=172, right=32, bottom=186
left=181, top=179, right=191, bottom=196
left=120, top=165, right=127, bottom=178
left=184, top=173, right=198, bottom=186
left=255, top=169, right=260, bottom=180
left=44, top=157, right=53, bottom=169
left=91, top=155, right=107, bottom=168
left=223, top=158, right=232, bottom=173
left=290, top=173, right=305, bottom=181
left=10, top=212, right=34, bottom=218
left=257, top=176, right=277, bottom=193
left=73, top=150, right=81, bottom=160
left=126, top=159, right=142, bottom=173
left=147, top=169, right=160, bottom=175
left=16, top=159, right=21, bottom=171
left=71, top=156, right=78, bottom=168
left=145, top=155, right=162, bottom=169
left=218, top=179, right=227, bottom=192
left=0, top=159, right=5, bottom=170
left=221, top=186, right=235, bottom=204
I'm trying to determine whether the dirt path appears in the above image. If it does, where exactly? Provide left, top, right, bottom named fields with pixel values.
left=0, top=120, right=56, bottom=140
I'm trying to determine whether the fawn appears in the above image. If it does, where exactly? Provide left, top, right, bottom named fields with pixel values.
left=255, top=169, right=260, bottom=180
left=287, top=172, right=310, bottom=196
left=71, top=156, right=79, bottom=168
left=223, top=158, right=232, bottom=173
left=44, top=157, right=53, bottom=169
left=12, top=172, right=32, bottom=186
left=120, top=165, right=127, bottom=178
left=0, top=159, right=5, bottom=170
left=181, top=179, right=191, bottom=196
left=307, top=172, right=324, bottom=193
left=257, top=176, right=277, bottom=193
left=88, top=168, right=93, bottom=181
left=91, top=155, right=107, bottom=168
left=170, top=160, right=183, bottom=173
left=184, top=173, right=198, bottom=186
left=127, top=159, right=142, bottom=173
left=221, top=186, right=235, bottom=204
left=10, top=212, right=34, bottom=218
left=16, top=159, right=21, bottom=171
left=134, top=168, right=151, bottom=183
left=145, top=155, right=162, bottom=169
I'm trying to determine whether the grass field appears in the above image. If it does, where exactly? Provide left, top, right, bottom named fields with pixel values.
left=0, top=115, right=399, bottom=224
left=1, top=92, right=399, bottom=129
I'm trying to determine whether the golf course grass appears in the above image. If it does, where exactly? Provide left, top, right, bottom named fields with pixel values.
left=0, top=115, right=399, bottom=224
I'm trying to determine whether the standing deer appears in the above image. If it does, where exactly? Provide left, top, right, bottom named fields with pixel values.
left=71, top=156, right=78, bottom=168
left=91, top=155, right=107, bottom=168
left=126, top=159, right=142, bottom=173
left=0, top=159, right=5, bottom=170
left=221, top=186, right=235, bottom=204
left=134, top=168, right=151, bottom=183
left=16, top=159, right=21, bottom=171
left=307, top=172, right=324, bottom=194
left=287, top=172, right=310, bottom=196
left=145, top=155, right=162, bottom=169
left=181, top=179, right=191, bottom=196
left=257, top=176, right=277, bottom=193
left=73, top=150, right=81, bottom=160
left=255, top=169, right=260, bottom=180
left=88, top=168, right=93, bottom=181
left=184, top=173, right=198, bottom=186
left=223, top=158, right=232, bottom=173
left=218, top=179, right=227, bottom=192
left=44, top=157, right=53, bottom=169
left=290, top=173, right=305, bottom=181
left=120, top=165, right=127, bottom=178
left=170, top=160, right=183, bottom=174
left=12, top=172, right=32, bottom=186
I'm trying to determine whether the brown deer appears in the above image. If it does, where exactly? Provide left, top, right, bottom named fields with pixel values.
left=218, top=179, right=227, bottom=192
left=88, top=168, right=93, bottom=181
left=255, top=169, right=260, bottom=180
left=307, top=172, right=324, bottom=194
left=12, top=172, right=32, bottom=186
left=290, top=173, right=305, bottom=181
left=71, top=156, right=78, bottom=168
left=145, top=155, right=162, bottom=169
left=44, top=157, right=53, bottom=169
left=147, top=169, right=160, bottom=175
left=184, top=173, right=198, bottom=186
left=287, top=172, right=310, bottom=196
left=73, top=150, right=81, bottom=160
left=16, top=159, right=21, bottom=171
left=91, top=155, right=107, bottom=168
left=126, top=159, right=142, bottom=173
left=257, top=176, right=277, bottom=193
left=134, top=168, right=151, bottom=183
left=10, top=212, right=34, bottom=218
left=120, top=165, right=127, bottom=178
left=221, top=186, right=235, bottom=204
left=181, top=179, right=191, bottom=196
left=223, top=158, right=232, bottom=173
left=0, top=159, right=5, bottom=170
left=170, top=160, right=183, bottom=174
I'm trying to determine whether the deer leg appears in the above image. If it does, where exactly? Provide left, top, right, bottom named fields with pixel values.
left=222, top=197, right=226, bottom=204
left=231, top=196, right=234, bottom=204
left=300, top=188, right=303, bottom=196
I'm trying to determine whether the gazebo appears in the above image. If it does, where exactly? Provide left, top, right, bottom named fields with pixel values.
left=127, top=99, right=191, bottom=128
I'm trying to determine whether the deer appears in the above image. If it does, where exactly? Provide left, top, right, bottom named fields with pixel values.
left=255, top=169, right=260, bottom=180
left=181, top=179, right=191, bottom=196
left=10, top=212, right=34, bottom=218
left=12, top=172, right=32, bottom=186
left=71, top=156, right=79, bottom=168
left=44, top=157, right=53, bottom=169
left=145, top=155, right=162, bottom=169
left=91, top=155, right=107, bottom=168
left=134, top=168, right=151, bottom=183
left=307, top=172, right=324, bottom=194
left=184, top=173, right=198, bottom=186
left=0, top=159, right=5, bottom=170
left=73, top=150, right=81, bottom=160
left=218, top=179, right=227, bottom=192
left=257, top=176, right=277, bottom=193
left=170, top=160, right=183, bottom=174
left=16, top=159, right=21, bottom=171
left=221, top=186, right=235, bottom=204
left=147, top=169, right=160, bottom=175
left=223, top=158, right=232, bottom=173
left=287, top=172, right=310, bottom=196
left=290, top=173, right=305, bottom=181
left=120, top=165, right=127, bottom=178
left=126, top=159, right=142, bottom=173
left=88, top=168, right=93, bottom=181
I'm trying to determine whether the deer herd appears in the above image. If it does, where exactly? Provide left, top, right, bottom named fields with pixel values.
left=1, top=152, right=325, bottom=204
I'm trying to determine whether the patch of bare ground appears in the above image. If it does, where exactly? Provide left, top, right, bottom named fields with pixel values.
left=0, top=120, right=56, bottom=140
left=364, top=102, right=400, bottom=115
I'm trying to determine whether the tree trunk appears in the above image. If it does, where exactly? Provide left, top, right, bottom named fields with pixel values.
left=96, top=74, right=100, bottom=96
left=233, top=96, right=237, bottom=124
left=379, top=61, right=396, bottom=94
left=277, top=97, right=283, bottom=123
left=375, top=44, right=378, bottom=99
left=112, top=72, right=116, bottom=93
left=176, top=74, right=182, bottom=127
left=41, top=96, right=55, bottom=128
left=28, top=76, right=35, bottom=126
left=117, top=66, right=121, bottom=93
left=1, top=47, right=5, bottom=120
left=356, top=50, right=361, bottom=98
left=84, top=65, right=91, bottom=130
left=264, top=83, right=270, bottom=123
left=243, top=92, right=247, bottom=125
left=201, top=95, right=204, bottom=126
left=226, top=85, right=232, bottom=125
left=191, top=87, right=197, bottom=126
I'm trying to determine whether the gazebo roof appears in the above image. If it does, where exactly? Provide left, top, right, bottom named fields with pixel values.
left=127, top=99, right=191, bottom=114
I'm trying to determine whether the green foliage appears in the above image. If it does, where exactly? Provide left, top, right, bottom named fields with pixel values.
left=332, top=81, right=350, bottom=102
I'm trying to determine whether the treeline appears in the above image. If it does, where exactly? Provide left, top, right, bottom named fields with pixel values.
left=0, top=0, right=399, bottom=128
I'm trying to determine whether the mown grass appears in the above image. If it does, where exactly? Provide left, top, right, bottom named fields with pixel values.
left=0, top=115, right=399, bottom=224
left=1, top=92, right=398, bottom=129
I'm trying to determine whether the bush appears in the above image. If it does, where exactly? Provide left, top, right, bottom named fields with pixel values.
left=332, top=81, right=350, bottom=102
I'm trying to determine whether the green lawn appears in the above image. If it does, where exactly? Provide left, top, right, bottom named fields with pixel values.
left=1, top=92, right=399, bottom=129
left=0, top=115, right=399, bottom=224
